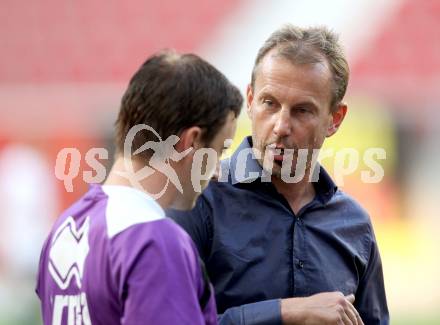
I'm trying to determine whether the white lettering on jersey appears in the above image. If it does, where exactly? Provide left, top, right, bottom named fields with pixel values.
left=52, top=293, right=91, bottom=325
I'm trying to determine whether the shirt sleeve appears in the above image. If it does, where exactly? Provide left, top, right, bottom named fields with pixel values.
left=355, top=225, right=390, bottom=325
left=218, top=299, right=282, bottom=325
left=112, top=220, right=210, bottom=325
left=167, top=195, right=213, bottom=260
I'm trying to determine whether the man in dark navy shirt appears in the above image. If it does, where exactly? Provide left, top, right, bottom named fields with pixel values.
left=169, top=25, right=388, bottom=325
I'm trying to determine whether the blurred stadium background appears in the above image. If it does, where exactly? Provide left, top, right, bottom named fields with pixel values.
left=1, top=0, right=439, bottom=324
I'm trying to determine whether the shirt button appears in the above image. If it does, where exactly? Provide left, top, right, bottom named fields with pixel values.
left=297, top=260, right=304, bottom=269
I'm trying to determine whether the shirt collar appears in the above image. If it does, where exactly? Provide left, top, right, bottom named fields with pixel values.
left=221, top=136, right=338, bottom=204
left=314, top=164, right=338, bottom=204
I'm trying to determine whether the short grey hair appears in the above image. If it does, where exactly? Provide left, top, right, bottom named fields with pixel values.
left=251, top=24, right=349, bottom=110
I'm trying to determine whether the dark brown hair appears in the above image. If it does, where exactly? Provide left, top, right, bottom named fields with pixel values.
left=115, top=50, right=243, bottom=159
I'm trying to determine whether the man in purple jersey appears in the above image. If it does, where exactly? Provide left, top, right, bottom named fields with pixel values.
left=36, top=51, right=242, bottom=325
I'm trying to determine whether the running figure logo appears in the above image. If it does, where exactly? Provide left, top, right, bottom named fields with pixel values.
left=116, top=124, right=192, bottom=199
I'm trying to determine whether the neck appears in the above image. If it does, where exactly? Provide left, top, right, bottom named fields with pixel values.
left=271, top=171, right=316, bottom=215
left=104, top=156, right=177, bottom=210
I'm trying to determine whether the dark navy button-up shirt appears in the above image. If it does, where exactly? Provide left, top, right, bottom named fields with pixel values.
left=168, top=137, right=389, bottom=325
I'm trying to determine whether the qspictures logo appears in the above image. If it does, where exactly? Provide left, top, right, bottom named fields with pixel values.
left=54, top=124, right=387, bottom=196
left=114, top=124, right=194, bottom=199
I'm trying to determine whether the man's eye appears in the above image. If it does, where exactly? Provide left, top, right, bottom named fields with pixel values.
left=263, top=99, right=274, bottom=107
left=296, top=108, right=309, bottom=114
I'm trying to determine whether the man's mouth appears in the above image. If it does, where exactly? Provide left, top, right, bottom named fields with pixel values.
left=266, top=144, right=287, bottom=165
left=273, top=148, right=284, bottom=162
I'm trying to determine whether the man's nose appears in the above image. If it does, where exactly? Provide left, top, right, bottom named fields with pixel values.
left=273, top=108, right=292, bottom=138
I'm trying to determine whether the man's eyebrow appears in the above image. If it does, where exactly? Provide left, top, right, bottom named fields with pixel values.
left=257, top=89, right=275, bottom=97
left=292, top=101, right=316, bottom=108
left=290, top=100, right=319, bottom=110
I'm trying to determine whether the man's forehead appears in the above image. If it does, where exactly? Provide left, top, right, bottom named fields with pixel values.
left=254, top=52, right=332, bottom=101
left=262, top=49, right=330, bottom=76
left=255, top=53, right=332, bottom=93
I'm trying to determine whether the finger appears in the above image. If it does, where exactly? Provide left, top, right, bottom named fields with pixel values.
left=357, top=313, right=365, bottom=325
left=354, top=309, right=364, bottom=325
left=344, top=306, right=358, bottom=325
left=346, top=301, right=364, bottom=325
left=340, top=310, right=354, bottom=325
left=345, top=294, right=355, bottom=304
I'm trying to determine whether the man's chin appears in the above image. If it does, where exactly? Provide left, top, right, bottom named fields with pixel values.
left=271, top=168, right=283, bottom=179
left=261, top=160, right=282, bottom=179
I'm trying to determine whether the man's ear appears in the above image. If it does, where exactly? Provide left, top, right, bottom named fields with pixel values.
left=327, top=102, right=348, bottom=137
left=246, top=84, right=254, bottom=119
left=176, top=126, right=203, bottom=153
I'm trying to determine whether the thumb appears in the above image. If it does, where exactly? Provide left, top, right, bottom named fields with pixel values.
left=345, top=294, right=355, bottom=304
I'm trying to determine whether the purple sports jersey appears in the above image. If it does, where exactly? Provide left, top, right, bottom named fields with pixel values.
left=36, top=184, right=217, bottom=325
